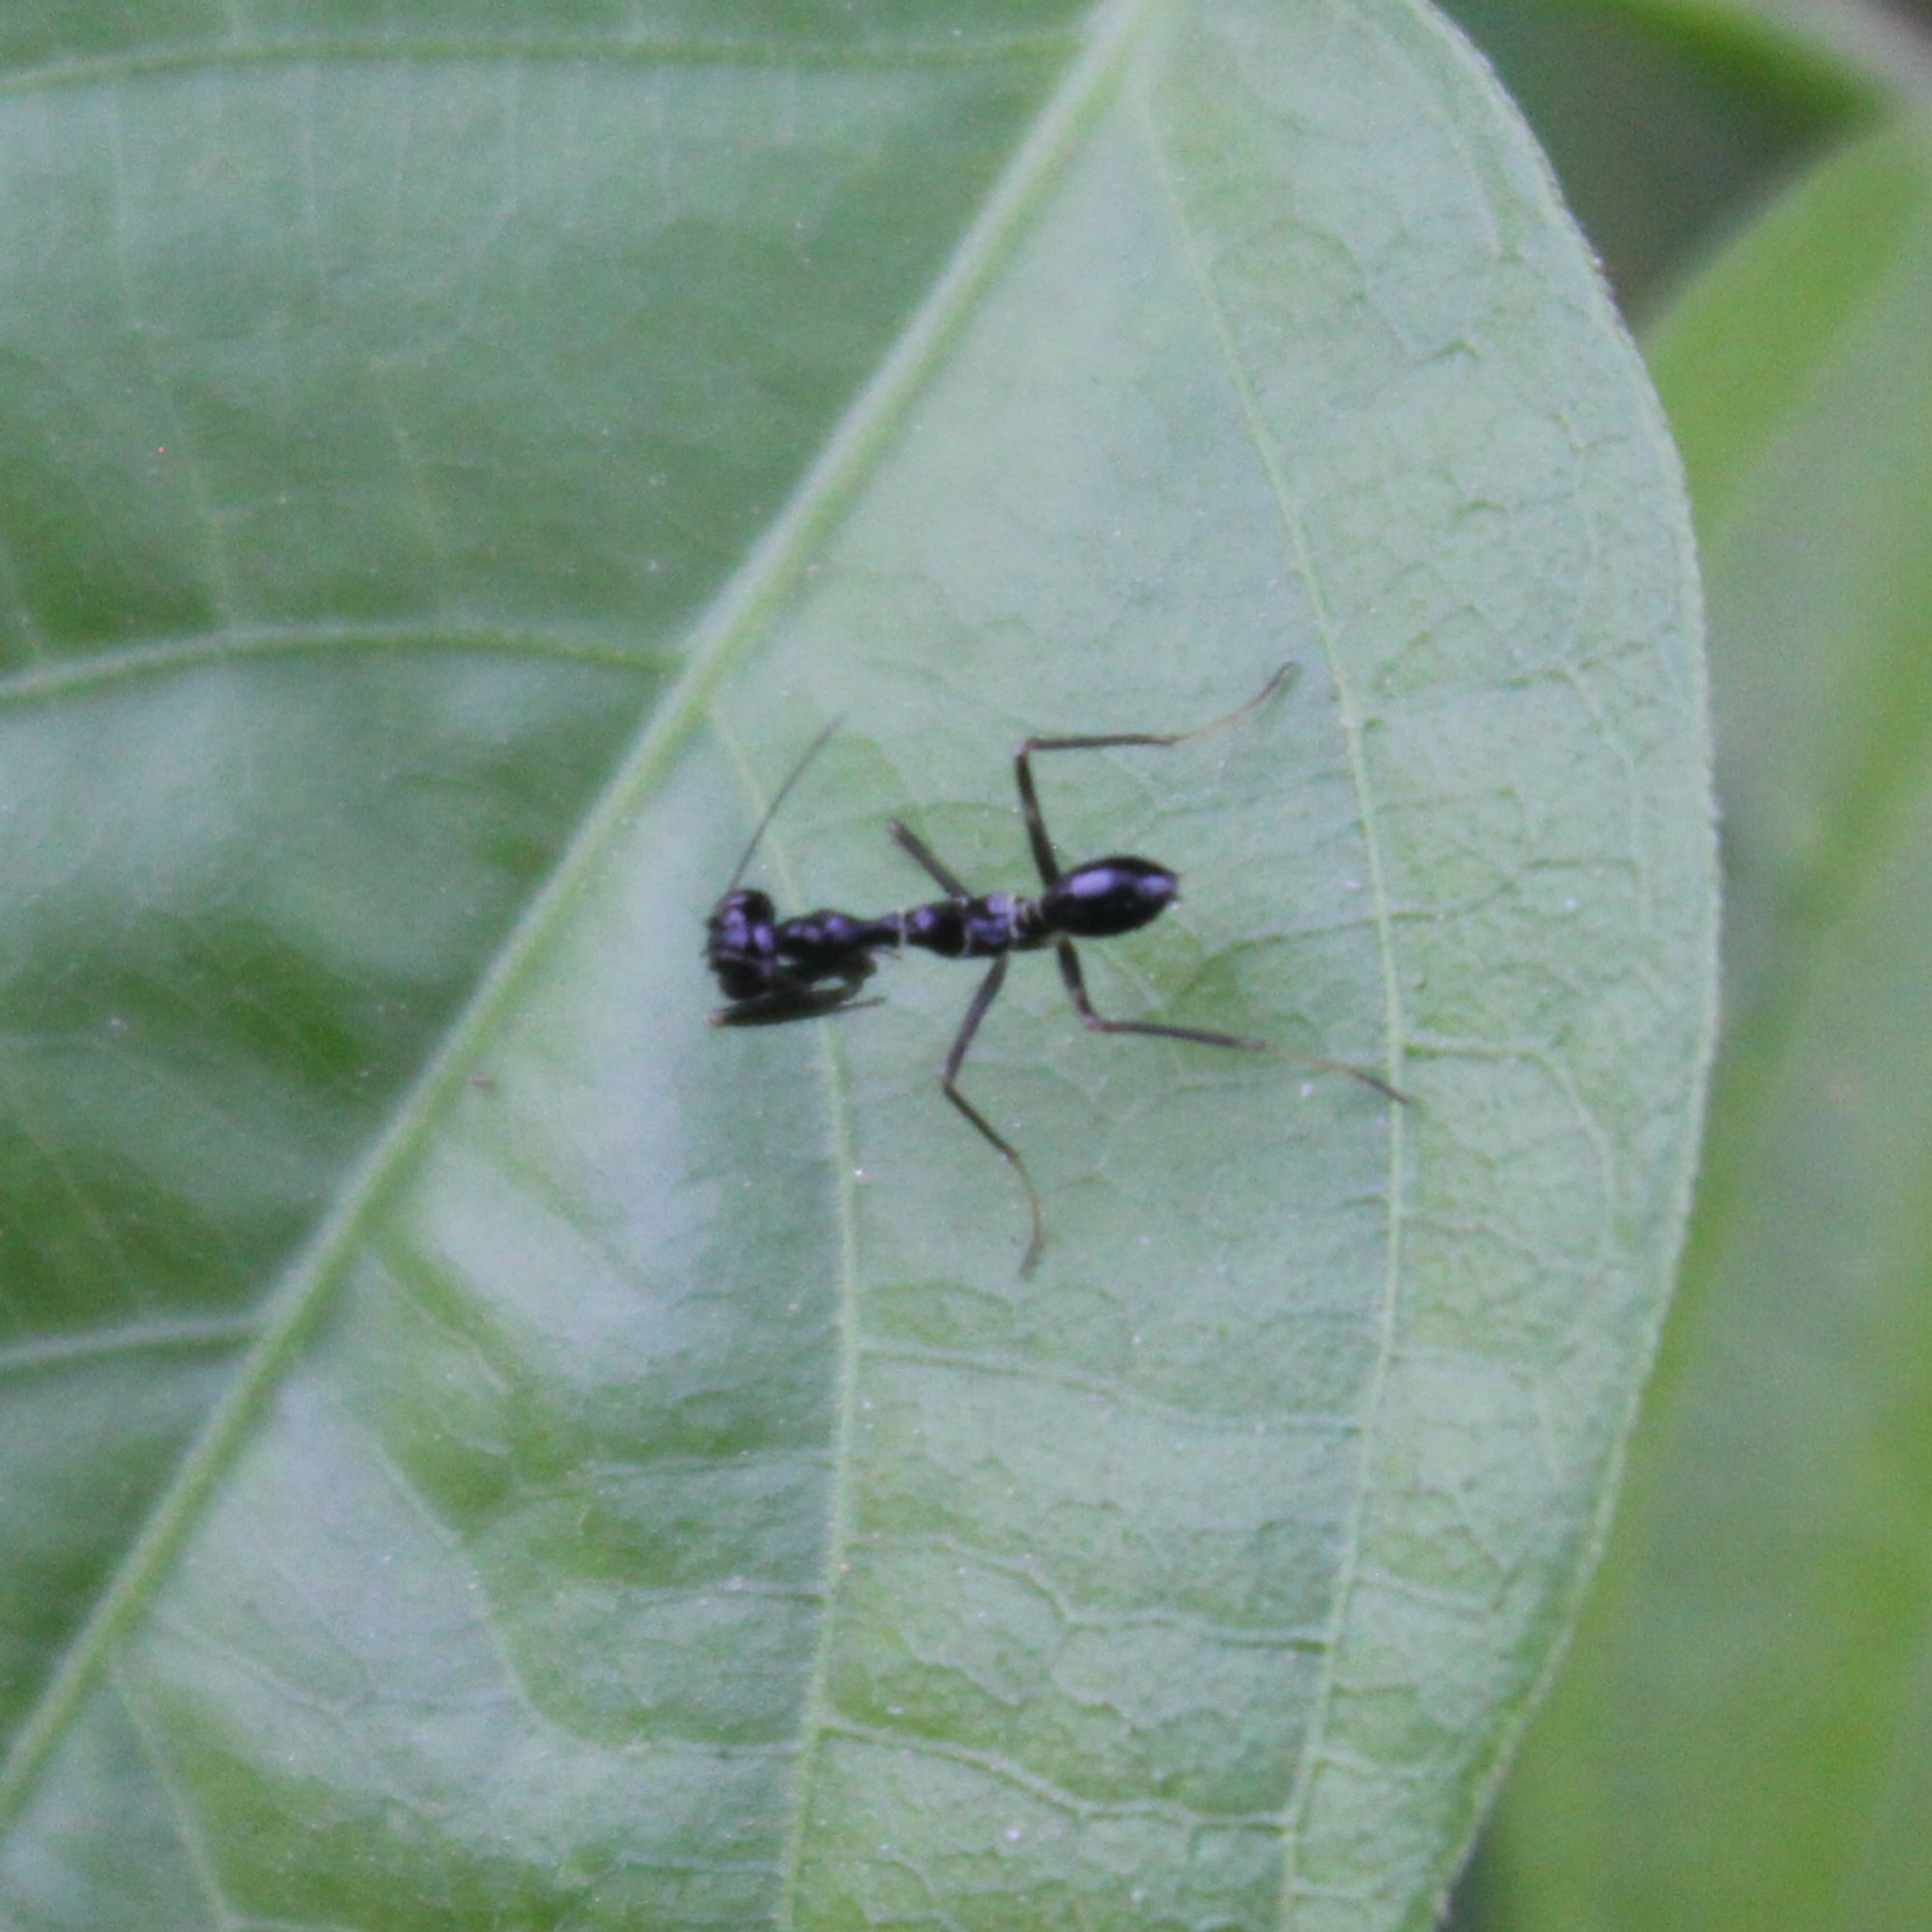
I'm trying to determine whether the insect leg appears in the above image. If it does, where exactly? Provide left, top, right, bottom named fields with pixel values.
left=1054, top=940, right=1268, bottom=1050
left=1012, top=663, right=1299, bottom=889
left=1055, top=941, right=1405, bottom=1100
left=887, top=818, right=973, bottom=899
left=710, top=961, right=877, bottom=1027
left=939, top=954, right=1048, bottom=1277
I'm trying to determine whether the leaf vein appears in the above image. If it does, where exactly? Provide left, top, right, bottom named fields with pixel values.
left=0, top=1315, right=259, bottom=1383
left=1132, top=56, right=1413, bottom=1923
left=0, top=624, right=664, bottom=709
left=0, top=0, right=1157, bottom=1850
left=0, top=30, right=1081, bottom=101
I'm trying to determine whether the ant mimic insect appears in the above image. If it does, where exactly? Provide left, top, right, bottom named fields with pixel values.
left=705, top=663, right=1404, bottom=1276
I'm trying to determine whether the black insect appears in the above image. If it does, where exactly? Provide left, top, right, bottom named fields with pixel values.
left=706, top=664, right=1403, bottom=1274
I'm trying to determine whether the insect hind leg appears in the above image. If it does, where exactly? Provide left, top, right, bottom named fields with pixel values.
left=1055, top=943, right=1405, bottom=1100
left=1012, top=663, right=1299, bottom=888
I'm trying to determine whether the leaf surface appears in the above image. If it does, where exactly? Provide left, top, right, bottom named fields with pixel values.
left=0, top=3, right=1711, bottom=1928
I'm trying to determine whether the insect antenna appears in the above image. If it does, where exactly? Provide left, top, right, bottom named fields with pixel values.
left=724, top=717, right=842, bottom=893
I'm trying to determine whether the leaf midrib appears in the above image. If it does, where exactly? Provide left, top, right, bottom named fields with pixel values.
left=0, top=0, right=1153, bottom=1844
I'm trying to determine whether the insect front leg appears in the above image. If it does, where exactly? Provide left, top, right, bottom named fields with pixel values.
left=887, top=818, right=973, bottom=899
left=710, top=960, right=877, bottom=1027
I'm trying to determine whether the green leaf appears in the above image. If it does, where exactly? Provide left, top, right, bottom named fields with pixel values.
left=1441, top=0, right=1877, bottom=316
left=0, top=3, right=1711, bottom=1927
left=1483, top=119, right=1932, bottom=1932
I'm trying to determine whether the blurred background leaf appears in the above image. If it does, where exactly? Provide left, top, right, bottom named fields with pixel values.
left=1436, top=3, right=1932, bottom=1928
left=0, top=2, right=1715, bottom=1929
left=1446, top=0, right=1881, bottom=314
